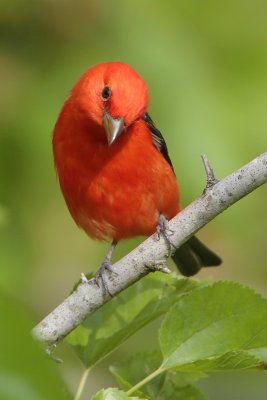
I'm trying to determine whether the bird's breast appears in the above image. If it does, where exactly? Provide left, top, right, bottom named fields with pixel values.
left=53, top=119, right=180, bottom=241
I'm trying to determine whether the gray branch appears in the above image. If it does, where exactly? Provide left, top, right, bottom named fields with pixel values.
left=32, top=152, right=267, bottom=344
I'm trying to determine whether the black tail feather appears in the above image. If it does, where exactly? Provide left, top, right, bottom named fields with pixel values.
left=172, top=236, right=222, bottom=277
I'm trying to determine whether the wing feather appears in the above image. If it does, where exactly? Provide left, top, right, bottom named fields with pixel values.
left=143, top=113, right=174, bottom=172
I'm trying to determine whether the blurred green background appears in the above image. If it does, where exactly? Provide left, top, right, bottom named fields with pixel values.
left=0, top=0, right=266, bottom=399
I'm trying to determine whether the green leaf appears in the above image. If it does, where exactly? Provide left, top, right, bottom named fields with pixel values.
left=160, top=281, right=267, bottom=370
left=110, top=352, right=206, bottom=400
left=179, top=351, right=261, bottom=371
left=91, top=388, right=143, bottom=399
left=0, top=290, right=70, bottom=400
left=67, top=273, right=201, bottom=366
left=110, top=351, right=164, bottom=398
left=157, top=379, right=207, bottom=400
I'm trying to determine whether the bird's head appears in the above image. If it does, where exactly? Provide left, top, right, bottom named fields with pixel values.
left=70, top=62, right=149, bottom=145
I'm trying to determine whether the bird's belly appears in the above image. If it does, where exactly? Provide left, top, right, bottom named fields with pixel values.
left=62, top=161, right=179, bottom=241
left=56, top=125, right=180, bottom=242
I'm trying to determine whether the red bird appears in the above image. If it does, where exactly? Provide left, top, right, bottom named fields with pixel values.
left=53, top=62, right=221, bottom=288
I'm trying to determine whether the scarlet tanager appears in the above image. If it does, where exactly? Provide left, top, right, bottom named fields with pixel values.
left=53, top=62, right=221, bottom=288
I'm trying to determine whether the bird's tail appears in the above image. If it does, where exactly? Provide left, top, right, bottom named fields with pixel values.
left=172, top=236, right=222, bottom=276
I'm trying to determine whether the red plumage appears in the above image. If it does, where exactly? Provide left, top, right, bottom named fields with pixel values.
left=53, top=62, right=179, bottom=241
left=53, top=61, right=221, bottom=278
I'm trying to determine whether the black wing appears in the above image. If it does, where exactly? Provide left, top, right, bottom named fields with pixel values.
left=143, top=113, right=174, bottom=173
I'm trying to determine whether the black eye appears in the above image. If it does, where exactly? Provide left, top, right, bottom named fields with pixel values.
left=101, top=86, right=111, bottom=100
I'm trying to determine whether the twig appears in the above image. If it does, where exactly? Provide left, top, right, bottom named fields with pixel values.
left=32, top=152, right=267, bottom=344
left=201, top=154, right=219, bottom=191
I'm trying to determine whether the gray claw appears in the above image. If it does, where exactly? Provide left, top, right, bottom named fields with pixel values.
left=157, top=214, right=177, bottom=256
left=95, top=261, right=117, bottom=296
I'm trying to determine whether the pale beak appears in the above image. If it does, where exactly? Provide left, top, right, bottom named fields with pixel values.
left=102, top=112, right=124, bottom=146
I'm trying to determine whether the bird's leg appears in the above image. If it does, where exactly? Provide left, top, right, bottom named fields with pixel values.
left=157, top=214, right=176, bottom=256
left=95, top=241, right=118, bottom=295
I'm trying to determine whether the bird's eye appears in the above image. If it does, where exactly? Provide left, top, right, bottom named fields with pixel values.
left=101, top=86, right=111, bottom=100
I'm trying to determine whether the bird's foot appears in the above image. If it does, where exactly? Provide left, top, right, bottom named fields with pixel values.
left=95, top=260, right=117, bottom=296
left=95, top=241, right=118, bottom=296
left=157, top=214, right=176, bottom=256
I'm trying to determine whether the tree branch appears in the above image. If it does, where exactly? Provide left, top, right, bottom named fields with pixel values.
left=32, top=152, right=267, bottom=344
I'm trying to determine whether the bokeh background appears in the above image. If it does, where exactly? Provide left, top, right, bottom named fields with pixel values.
left=0, top=0, right=266, bottom=399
